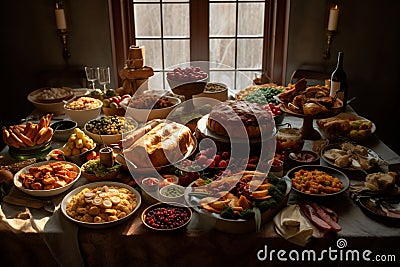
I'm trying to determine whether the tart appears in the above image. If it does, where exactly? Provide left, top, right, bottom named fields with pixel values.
left=206, top=100, right=274, bottom=138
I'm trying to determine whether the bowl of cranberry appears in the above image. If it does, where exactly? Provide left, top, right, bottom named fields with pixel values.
left=141, top=202, right=192, bottom=231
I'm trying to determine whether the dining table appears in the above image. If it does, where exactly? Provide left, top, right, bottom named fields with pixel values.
left=1, top=105, right=400, bottom=267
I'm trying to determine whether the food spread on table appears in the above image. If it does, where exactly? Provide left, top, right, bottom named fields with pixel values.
left=1, top=74, right=399, bottom=245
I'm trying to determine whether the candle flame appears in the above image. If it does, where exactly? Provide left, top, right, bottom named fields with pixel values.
left=332, top=5, right=338, bottom=10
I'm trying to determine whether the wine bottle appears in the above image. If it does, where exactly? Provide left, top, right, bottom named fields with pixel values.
left=329, top=51, right=348, bottom=111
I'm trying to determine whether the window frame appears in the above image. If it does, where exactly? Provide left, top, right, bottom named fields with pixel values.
left=108, top=0, right=289, bottom=87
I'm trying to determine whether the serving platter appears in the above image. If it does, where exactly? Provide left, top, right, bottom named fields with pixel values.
left=14, top=160, right=81, bottom=197
left=285, top=164, right=350, bottom=198
left=184, top=176, right=292, bottom=234
left=316, top=112, right=376, bottom=142
left=320, top=143, right=383, bottom=172
left=60, top=181, right=142, bottom=228
left=354, top=195, right=400, bottom=221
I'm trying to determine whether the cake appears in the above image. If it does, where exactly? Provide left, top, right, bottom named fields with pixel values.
left=123, top=121, right=193, bottom=168
left=207, top=100, right=274, bottom=138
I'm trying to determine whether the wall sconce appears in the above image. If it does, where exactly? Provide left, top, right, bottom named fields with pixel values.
left=55, top=1, right=71, bottom=59
left=323, top=5, right=339, bottom=60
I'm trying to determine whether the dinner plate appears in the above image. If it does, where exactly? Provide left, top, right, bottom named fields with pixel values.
left=285, top=164, right=350, bottom=197
left=14, top=160, right=81, bottom=197
left=320, top=143, right=381, bottom=172
left=60, top=181, right=142, bottom=228
left=356, top=196, right=400, bottom=221
left=316, top=112, right=376, bottom=142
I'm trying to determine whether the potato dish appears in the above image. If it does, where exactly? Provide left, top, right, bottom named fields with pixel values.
left=66, top=185, right=138, bottom=223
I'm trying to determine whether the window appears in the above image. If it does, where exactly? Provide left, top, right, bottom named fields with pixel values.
left=109, top=0, right=289, bottom=90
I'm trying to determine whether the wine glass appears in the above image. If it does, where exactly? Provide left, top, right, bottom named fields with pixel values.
left=84, top=66, right=97, bottom=90
left=97, top=66, right=111, bottom=92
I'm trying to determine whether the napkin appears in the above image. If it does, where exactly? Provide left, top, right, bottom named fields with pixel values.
left=273, top=204, right=313, bottom=247
left=0, top=187, right=84, bottom=267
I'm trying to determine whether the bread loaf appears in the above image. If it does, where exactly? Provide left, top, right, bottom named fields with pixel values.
left=123, top=121, right=193, bottom=168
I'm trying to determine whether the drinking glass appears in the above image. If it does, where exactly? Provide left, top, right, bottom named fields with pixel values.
left=97, top=66, right=111, bottom=92
left=85, top=66, right=97, bottom=89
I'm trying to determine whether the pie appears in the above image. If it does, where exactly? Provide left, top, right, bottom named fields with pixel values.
left=207, top=100, right=274, bottom=138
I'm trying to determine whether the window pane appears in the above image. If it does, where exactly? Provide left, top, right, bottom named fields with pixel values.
left=237, top=70, right=255, bottom=90
left=210, top=39, right=236, bottom=69
left=237, top=39, right=263, bottom=69
left=136, top=40, right=163, bottom=70
left=134, top=5, right=161, bottom=37
left=238, top=3, right=264, bottom=36
left=209, top=71, right=235, bottom=91
left=164, top=40, right=190, bottom=69
left=163, top=4, right=189, bottom=37
left=134, top=0, right=159, bottom=2
left=148, top=71, right=166, bottom=90
left=163, top=0, right=189, bottom=2
left=209, top=3, right=236, bottom=37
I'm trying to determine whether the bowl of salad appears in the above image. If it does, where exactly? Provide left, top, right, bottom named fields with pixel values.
left=81, top=158, right=122, bottom=182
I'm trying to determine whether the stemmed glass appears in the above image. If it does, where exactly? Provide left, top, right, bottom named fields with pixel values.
left=84, top=66, right=97, bottom=90
left=97, top=66, right=111, bottom=92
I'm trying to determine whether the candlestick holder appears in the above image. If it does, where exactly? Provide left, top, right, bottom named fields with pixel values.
left=323, top=30, right=335, bottom=60
left=58, top=29, right=71, bottom=59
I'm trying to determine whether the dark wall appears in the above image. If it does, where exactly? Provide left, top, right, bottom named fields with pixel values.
left=1, top=0, right=112, bottom=127
left=1, top=0, right=399, bottom=154
left=287, top=0, right=400, bottom=154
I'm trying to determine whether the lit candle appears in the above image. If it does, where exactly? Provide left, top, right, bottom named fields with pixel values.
left=328, top=5, right=339, bottom=31
left=55, top=3, right=67, bottom=30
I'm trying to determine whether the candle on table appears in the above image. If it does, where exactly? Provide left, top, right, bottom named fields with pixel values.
left=55, top=3, right=67, bottom=30
left=328, top=5, right=339, bottom=31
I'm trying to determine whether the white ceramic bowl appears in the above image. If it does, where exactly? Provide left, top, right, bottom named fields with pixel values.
left=121, top=96, right=181, bottom=123
left=83, top=116, right=138, bottom=146
left=193, top=82, right=228, bottom=107
left=13, top=160, right=81, bottom=197
left=64, top=97, right=103, bottom=127
left=159, top=184, right=185, bottom=203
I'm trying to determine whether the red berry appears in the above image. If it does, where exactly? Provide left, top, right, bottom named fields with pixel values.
left=218, top=160, right=227, bottom=169
left=206, top=159, right=215, bottom=168
left=213, top=154, right=221, bottom=165
left=221, top=151, right=230, bottom=160
left=196, top=155, right=208, bottom=166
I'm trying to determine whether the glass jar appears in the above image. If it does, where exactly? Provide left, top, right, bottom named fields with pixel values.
left=276, top=127, right=304, bottom=153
